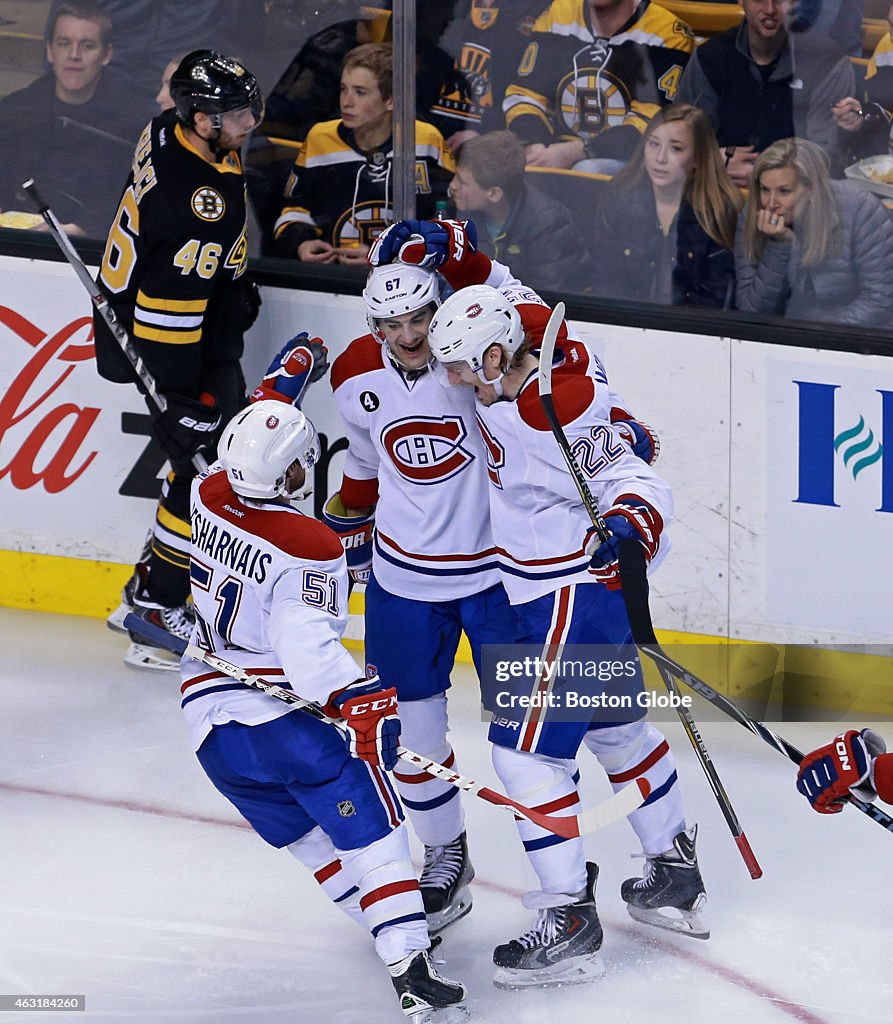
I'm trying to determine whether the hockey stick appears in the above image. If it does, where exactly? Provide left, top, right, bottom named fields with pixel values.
left=537, top=304, right=763, bottom=878
left=614, top=558, right=893, bottom=836
left=21, top=177, right=209, bottom=473
left=124, top=611, right=650, bottom=839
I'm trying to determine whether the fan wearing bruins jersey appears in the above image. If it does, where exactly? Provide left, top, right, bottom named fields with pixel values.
left=272, top=43, right=454, bottom=267
left=94, top=50, right=265, bottom=672
left=502, top=0, right=694, bottom=169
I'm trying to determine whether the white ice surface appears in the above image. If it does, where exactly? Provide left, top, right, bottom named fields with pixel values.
left=1, top=608, right=891, bottom=1024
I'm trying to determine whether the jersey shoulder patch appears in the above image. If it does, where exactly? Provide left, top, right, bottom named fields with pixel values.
left=518, top=373, right=594, bottom=431
left=198, top=472, right=343, bottom=563
left=331, top=334, right=385, bottom=392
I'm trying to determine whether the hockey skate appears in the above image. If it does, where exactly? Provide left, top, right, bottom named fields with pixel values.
left=124, top=603, right=195, bottom=672
left=621, top=824, right=709, bottom=939
left=492, top=862, right=605, bottom=989
left=389, top=947, right=469, bottom=1024
left=419, top=832, right=474, bottom=934
left=106, top=562, right=148, bottom=634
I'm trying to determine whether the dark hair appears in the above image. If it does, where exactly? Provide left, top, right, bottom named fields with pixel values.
left=342, top=43, right=393, bottom=102
left=46, top=2, right=112, bottom=47
left=458, top=131, right=526, bottom=197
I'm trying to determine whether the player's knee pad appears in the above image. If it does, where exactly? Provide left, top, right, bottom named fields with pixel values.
left=490, top=744, right=577, bottom=802
left=583, top=719, right=662, bottom=774
left=396, top=693, right=451, bottom=763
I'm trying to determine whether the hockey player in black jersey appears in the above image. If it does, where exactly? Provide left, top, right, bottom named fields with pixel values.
left=94, top=50, right=265, bottom=670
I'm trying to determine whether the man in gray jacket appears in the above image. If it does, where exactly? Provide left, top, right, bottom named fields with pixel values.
left=675, top=0, right=854, bottom=186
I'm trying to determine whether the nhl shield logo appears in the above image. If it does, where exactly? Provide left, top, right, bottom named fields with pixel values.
left=338, top=800, right=356, bottom=818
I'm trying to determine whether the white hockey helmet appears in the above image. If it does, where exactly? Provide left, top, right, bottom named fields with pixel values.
left=428, top=284, right=524, bottom=378
left=362, top=263, right=441, bottom=343
left=218, top=400, right=320, bottom=502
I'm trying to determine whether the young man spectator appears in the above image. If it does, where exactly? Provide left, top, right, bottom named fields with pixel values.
left=271, top=43, right=454, bottom=266
left=94, top=51, right=266, bottom=670
left=448, top=130, right=593, bottom=292
left=0, top=1, right=146, bottom=237
left=502, top=0, right=695, bottom=174
left=675, top=0, right=855, bottom=186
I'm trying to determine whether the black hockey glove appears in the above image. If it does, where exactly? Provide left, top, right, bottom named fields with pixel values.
left=152, top=393, right=222, bottom=463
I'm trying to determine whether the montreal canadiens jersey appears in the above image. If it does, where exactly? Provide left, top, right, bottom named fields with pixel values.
left=94, top=109, right=250, bottom=390
left=179, top=465, right=360, bottom=751
left=503, top=0, right=693, bottom=146
left=476, top=365, right=673, bottom=605
left=331, top=336, right=501, bottom=602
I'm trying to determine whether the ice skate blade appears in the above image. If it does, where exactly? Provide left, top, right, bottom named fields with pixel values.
left=626, top=894, right=709, bottom=940
left=404, top=1001, right=469, bottom=1024
left=123, top=642, right=181, bottom=672
left=493, top=953, right=605, bottom=990
left=426, top=885, right=473, bottom=935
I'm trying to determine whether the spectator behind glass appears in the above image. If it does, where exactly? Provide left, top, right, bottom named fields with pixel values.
left=154, top=56, right=183, bottom=113
left=832, top=3, right=893, bottom=161
left=271, top=43, right=454, bottom=267
left=448, top=129, right=593, bottom=292
left=0, top=1, right=146, bottom=237
left=675, top=0, right=855, bottom=186
left=594, top=104, right=742, bottom=307
left=735, top=137, right=893, bottom=325
left=502, top=0, right=695, bottom=174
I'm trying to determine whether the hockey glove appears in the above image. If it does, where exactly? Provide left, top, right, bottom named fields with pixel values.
left=152, top=392, right=221, bottom=463
left=323, top=493, right=374, bottom=585
left=612, top=416, right=661, bottom=465
left=796, top=729, right=886, bottom=813
left=585, top=500, right=664, bottom=590
left=324, top=677, right=400, bottom=770
left=369, top=218, right=478, bottom=271
left=251, top=333, right=329, bottom=407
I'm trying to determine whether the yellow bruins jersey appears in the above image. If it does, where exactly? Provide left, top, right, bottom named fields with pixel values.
left=503, top=0, right=693, bottom=147
left=272, top=118, right=454, bottom=256
left=94, top=110, right=250, bottom=390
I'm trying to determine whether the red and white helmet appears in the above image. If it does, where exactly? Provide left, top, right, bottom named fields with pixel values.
left=218, top=400, right=319, bottom=502
left=362, top=263, right=441, bottom=343
left=427, top=284, right=523, bottom=379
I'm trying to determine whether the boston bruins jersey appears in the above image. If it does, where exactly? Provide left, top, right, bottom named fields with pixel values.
left=272, top=118, right=454, bottom=256
left=503, top=0, right=693, bottom=155
left=94, top=110, right=250, bottom=391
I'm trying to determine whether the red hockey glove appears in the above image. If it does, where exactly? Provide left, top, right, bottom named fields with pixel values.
left=323, top=493, right=374, bottom=585
left=797, top=729, right=886, bottom=813
left=612, top=416, right=661, bottom=465
left=369, top=218, right=478, bottom=272
left=585, top=499, right=663, bottom=588
left=251, top=334, right=329, bottom=407
left=325, top=677, right=400, bottom=770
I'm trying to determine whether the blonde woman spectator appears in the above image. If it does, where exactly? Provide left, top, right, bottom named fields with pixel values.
left=735, top=138, right=893, bottom=325
left=595, top=104, right=742, bottom=307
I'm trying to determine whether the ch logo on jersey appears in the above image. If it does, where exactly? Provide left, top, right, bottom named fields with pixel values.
left=475, top=413, right=505, bottom=489
left=557, top=62, right=630, bottom=135
left=381, top=416, right=475, bottom=484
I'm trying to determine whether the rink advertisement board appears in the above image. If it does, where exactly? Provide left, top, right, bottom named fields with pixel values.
left=2, top=253, right=892, bottom=650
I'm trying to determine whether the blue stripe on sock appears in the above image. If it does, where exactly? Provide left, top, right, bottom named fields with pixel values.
left=522, top=833, right=571, bottom=852
left=400, top=787, right=460, bottom=812
left=370, top=912, right=428, bottom=938
left=642, top=771, right=678, bottom=807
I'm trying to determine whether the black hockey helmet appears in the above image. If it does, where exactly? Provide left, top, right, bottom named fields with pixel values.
left=169, top=50, right=264, bottom=129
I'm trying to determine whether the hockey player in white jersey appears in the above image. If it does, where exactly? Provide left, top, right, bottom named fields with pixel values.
left=183, top=400, right=468, bottom=1023
left=324, top=252, right=518, bottom=934
left=399, top=232, right=707, bottom=986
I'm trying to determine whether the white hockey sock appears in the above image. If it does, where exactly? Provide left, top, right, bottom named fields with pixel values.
left=339, top=824, right=430, bottom=965
left=286, top=826, right=364, bottom=927
left=584, top=721, right=685, bottom=855
left=392, top=695, right=465, bottom=847
left=491, top=744, right=587, bottom=897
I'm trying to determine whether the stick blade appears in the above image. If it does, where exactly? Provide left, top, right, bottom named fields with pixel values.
left=536, top=300, right=566, bottom=398
left=123, top=609, right=187, bottom=657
